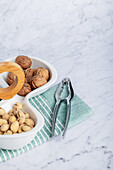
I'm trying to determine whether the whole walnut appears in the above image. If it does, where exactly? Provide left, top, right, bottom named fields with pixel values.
left=7, top=72, right=27, bottom=85
left=34, top=67, right=49, bottom=81
left=31, top=75, right=47, bottom=89
left=7, top=72, right=17, bottom=85
left=18, top=83, right=31, bottom=96
left=25, top=68, right=36, bottom=83
left=15, top=55, right=32, bottom=69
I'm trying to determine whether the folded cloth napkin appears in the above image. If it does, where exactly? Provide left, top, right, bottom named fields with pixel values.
left=0, top=84, right=93, bottom=162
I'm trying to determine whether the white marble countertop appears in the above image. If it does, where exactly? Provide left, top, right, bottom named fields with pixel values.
left=0, top=0, right=113, bottom=169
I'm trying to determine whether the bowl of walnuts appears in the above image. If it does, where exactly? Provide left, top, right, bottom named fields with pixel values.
left=1, top=55, right=57, bottom=98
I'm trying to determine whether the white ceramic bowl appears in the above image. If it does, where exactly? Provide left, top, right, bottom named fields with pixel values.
left=1, top=56, right=58, bottom=98
left=0, top=99, right=44, bottom=149
left=0, top=56, right=57, bottom=149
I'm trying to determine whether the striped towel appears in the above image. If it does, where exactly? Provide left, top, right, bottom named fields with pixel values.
left=0, top=84, right=93, bottom=162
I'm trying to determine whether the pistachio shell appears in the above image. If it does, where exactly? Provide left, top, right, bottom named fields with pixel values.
left=9, top=116, right=16, bottom=123
left=24, top=112, right=30, bottom=118
left=22, top=125, right=31, bottom=132
left=10, top=121, right=19, bottom=133
left=13, top=108, right=20, bottom=116
left=25, top=118, right=34, bottom=127
left=13, top=102, right=22, bottom=110
left=1, top=124, right=9, bottom=132
left=18, top=116, right=25, bottom=125
left=2, top=114, right=10, bottom=120
left=0, top=119, right=7, bottom=126
left=17, top=110, right=25, bottom=118
left=8, top=109, right=14, bottom=116
left=18, top=124, right=24, bottom=133
left=0, top=108, right=6, bottom=116
left=4, top=130, right=12, bottom=135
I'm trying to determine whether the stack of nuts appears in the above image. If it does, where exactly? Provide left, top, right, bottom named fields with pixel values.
left=0, top=103, right=35, bottom=135
left=7, top=55, right=50, bottom=96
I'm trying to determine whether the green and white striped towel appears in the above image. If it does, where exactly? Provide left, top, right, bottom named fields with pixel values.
left=0, top=84, right=93, bottom=162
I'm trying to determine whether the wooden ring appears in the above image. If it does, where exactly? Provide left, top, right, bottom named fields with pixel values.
left=0, top=61, right=25, bottom=100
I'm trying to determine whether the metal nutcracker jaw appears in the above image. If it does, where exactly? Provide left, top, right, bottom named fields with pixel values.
left=52, top=78, right=74, bottom=138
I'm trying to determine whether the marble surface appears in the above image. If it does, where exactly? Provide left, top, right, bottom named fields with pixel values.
left=0, top=0, right=113, bottom=169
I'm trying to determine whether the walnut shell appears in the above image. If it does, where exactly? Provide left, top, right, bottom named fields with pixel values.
left=15, top=55, right=32, bottom=69
left=34, top=67, right=49, bottom=81
left=25, top=68, right=36, bottom=83
left=18, top=83, right=31, bottom=96
left=7, top=72, right=17, bottom=85
left=31, top=75, right=47, bottom=89
left=7, top=72, right=27, bottom=85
